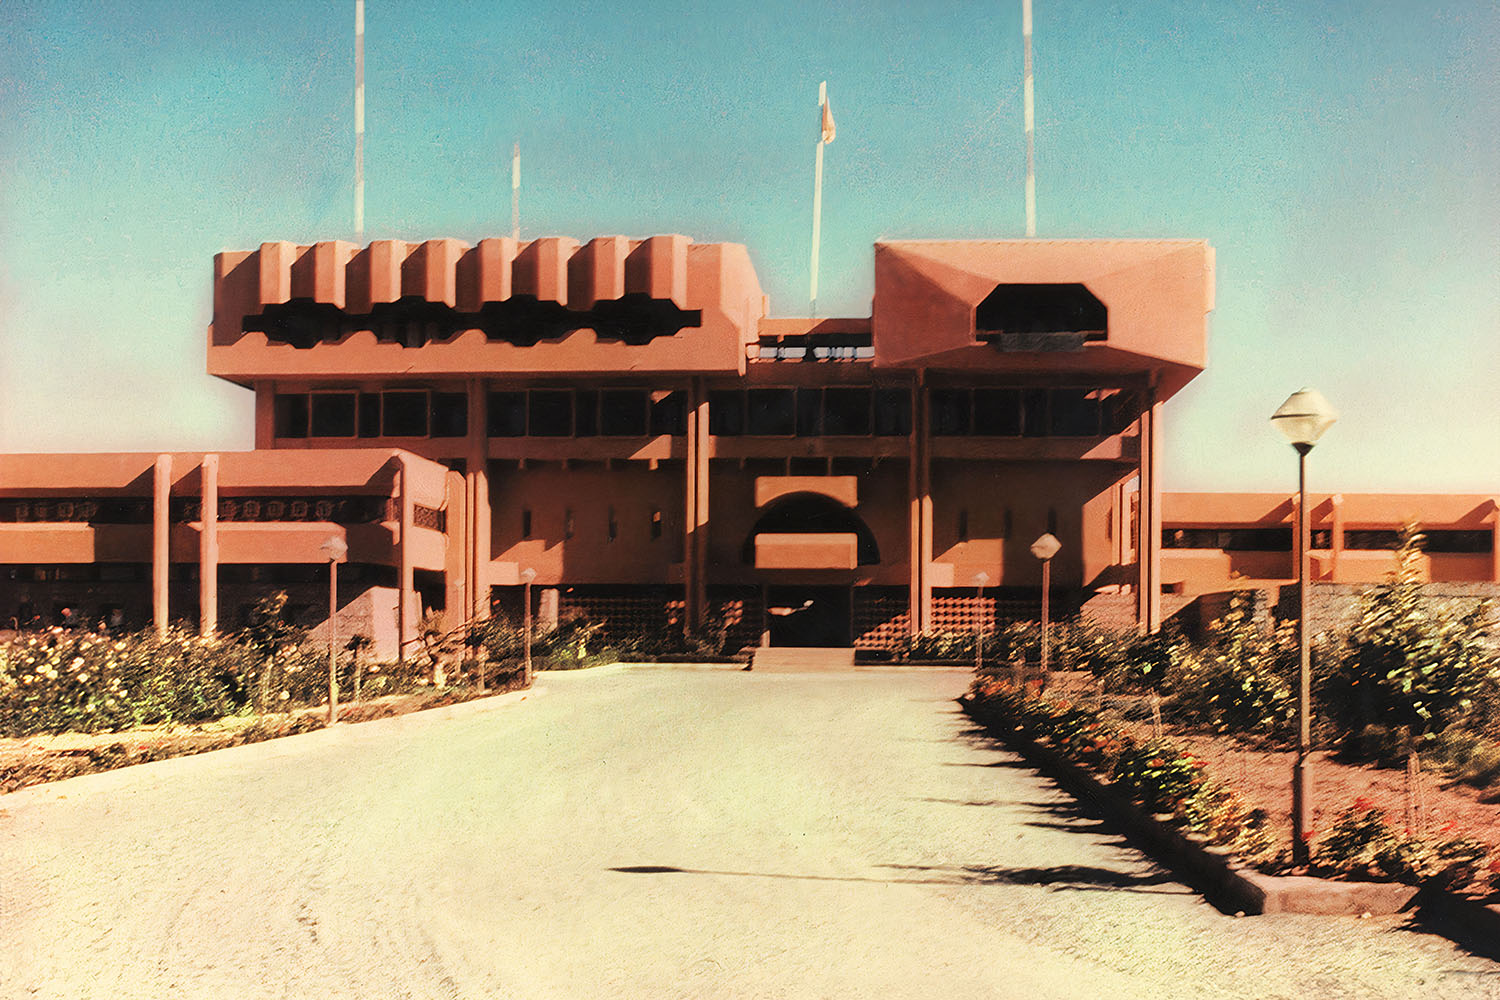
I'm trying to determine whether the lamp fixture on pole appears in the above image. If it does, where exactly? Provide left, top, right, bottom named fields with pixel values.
left=1270, top=387, right=1337, bottom=867
left=319, top=535, right=348, bottom=726
left=1030, top=533, right=1061, bottom=690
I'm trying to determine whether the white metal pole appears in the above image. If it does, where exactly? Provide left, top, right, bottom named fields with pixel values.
left=512, top=143, right=521, bottom=242
left=354, top=0, right=365, bottom=242
left=809, top=81, right=827, bottom=317
left=1022, top=0, right=1036, bottom=237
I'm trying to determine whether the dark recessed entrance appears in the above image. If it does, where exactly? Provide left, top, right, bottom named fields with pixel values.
left=765, top=585, right=851, bottom=647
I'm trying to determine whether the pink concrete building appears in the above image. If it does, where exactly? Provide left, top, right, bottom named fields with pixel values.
left=2, top=235, right=1494, bottom=654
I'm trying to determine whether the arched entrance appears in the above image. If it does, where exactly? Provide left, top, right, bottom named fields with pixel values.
left=743, top=492, right=880, bottom=648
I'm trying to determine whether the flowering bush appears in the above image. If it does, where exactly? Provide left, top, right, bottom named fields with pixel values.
left=1111, top=740, right=1204, bottom=814
left=1312, top=798, right=1495, bottom=890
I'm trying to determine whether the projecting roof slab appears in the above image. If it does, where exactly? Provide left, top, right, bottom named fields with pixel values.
left=871, top=239, right=1214, bottom=398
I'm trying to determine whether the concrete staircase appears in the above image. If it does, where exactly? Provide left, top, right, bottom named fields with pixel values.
left=749, top=647, right=857, bottom=672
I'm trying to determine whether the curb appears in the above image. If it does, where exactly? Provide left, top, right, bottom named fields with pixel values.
left=962, top=698, right=1499, bottom=946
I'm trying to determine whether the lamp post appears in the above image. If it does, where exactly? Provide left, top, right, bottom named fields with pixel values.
left=973, top=571, right=990, bottom=675
left=520, top=567, right=537, bottom=687
left=1031, top=533, right=1061, bottom=690
left=319, top=535, right=348, bottom=726
left=1271, top=387, right=1338, bottom=867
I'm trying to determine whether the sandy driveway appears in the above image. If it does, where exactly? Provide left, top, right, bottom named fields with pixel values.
left=2, top=664, right=1497, bottom=998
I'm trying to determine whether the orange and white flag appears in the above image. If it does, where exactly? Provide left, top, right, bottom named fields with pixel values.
left=820, top=94, right=836, bottom=144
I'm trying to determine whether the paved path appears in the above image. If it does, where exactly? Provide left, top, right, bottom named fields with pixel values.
left=2, top=665, right=1498, bottom=998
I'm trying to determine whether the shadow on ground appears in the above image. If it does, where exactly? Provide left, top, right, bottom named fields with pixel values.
left=609, top=863, right=1190, bottom=895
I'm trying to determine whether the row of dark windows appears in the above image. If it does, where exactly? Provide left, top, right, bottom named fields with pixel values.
left=273, top=385, right=1142, bottom=441
left=1163, top=528, right=1492, bottom=553
left=488, top=390, right=684, bottom=438
left=275, top=391, right=469, bottom=440
left=4, top=564, right=398, bottom=586
left=519, top=506, right=667, bottom=542
left=708, top=388, right=911, bottom=437
left=1, top=497, right=391, bottom=525
left=930, top=388, right=1136, bottom=438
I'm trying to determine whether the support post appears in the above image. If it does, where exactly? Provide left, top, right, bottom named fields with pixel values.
left=1292, top=443, right=1313, bottom=867
left=199, top=454, right=218, bottom=636
left=152, top=454, right=172, bottom=638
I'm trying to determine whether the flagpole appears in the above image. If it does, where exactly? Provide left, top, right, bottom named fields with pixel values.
left=1023, top=0, right=1036, bottom=237
left=810, top=81, right=828, bottom=317
left=511, top=143, right=521, bottom=242
left=354, top=0, right=365, bottom=243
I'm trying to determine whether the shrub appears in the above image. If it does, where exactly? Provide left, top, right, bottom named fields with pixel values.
left=1111, top=739, right=1204, bottom=814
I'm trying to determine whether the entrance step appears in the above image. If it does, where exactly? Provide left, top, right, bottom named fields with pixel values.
left=750, top=647, right=857, bottom=672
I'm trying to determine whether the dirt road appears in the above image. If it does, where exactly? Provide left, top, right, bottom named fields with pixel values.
left=2, top=665, right=1496, bottom=998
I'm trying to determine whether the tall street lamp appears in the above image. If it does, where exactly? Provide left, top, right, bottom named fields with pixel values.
left=319, top=535, right=348, bottom=726
left=1271, top=387, right=1338, bottom=867
left=1030, top=533, right=1061, bottom=690
left=520, top=567, right=537, bottom=687
left=973, top=571, right=990, bottom=675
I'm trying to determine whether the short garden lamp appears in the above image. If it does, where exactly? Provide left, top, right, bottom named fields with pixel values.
left=520, top=567, right=537, bottom=687
left=972, top=571, right=990, bottom=674
left=1270, top=387, right=1337, bottom=867
left=319, top=535, right=348, bottom=726
left=1030, top=533, right=1061, bottom=689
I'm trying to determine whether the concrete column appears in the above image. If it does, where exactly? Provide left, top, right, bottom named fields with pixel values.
left=152, top=454, right=172, bottom=637
left=254, top=383, right=275, bottom=449
left=199, top=454, right=219, bottom=636
left=466, top=379, right=490, bottom=622
left=397, top=457, right=416, bottom=659
left=1491, top=499, right=1500, bottom=583
left=684, top=380, right=700, bottom=632
left=1136, top=394, right=1162, bottom=633
left=691, top=380, right=710, bottom=627
left=1113, top=478, right=1130, bottom=588
left=908, top=378, right=933, bottom=635
left=1330, top=493, right=1344, bottom=583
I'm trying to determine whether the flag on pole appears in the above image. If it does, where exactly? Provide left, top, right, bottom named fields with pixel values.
left=820, top=93, right=836, bottom=144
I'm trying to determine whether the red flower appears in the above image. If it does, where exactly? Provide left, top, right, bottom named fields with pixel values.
left=1352, top=796, right=1374, bottom=811
left=1301, top=830, right=1317, bottom=843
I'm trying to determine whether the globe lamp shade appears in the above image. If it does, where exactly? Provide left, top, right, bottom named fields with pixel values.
left=1270, top=388, right=1338, bottom=447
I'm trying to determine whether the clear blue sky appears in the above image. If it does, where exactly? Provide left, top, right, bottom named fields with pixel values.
left=1, top=1, right=1496, bottom=492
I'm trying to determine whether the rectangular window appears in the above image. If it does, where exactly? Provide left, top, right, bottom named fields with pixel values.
left=574, top=390, right=599, bottom=437
left=606, top=506, right=618, bottom=542
left=358, top=393, right=382, bottom=438
left=822, top=387, right=871, bottom=435
left=521, top=508, right=532, bottom=539
left=430, top=392, right=468, bottom=438
left=796, top=388, right=822, bottom=436
left=1021, top=388, right=1049, bottom=437
left=382, top=391, right=429, bottom=437
left=747, top=388, right=796, bottom=436
left=873, top=388, right=912, bottom=436
left=1050, top=389, right=1101, bottom=437
left=309, top=392, right=357, bottom=438
left=274, top=394, right=309, bottom=439
left=958, top=509, right=969, bottom=542
left=709, top=390, right=745, bottom=436
left=650, top=391, right=686, bottom=436
left=973, top=389, right=1022, bottom=436
left=529, top=390, right=573, bottom=437
left=564, top=507, right=575, bottom=540
left=600, top=390, right=648, bottom=436
left=487, top=391, right=527, bottom=437
left=651, top=509, right=663, bottom=540
left=930, top=389, right=971, bottom=436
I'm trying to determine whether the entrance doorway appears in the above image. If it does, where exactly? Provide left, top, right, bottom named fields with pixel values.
left=765, top=586, right=851, bottom=647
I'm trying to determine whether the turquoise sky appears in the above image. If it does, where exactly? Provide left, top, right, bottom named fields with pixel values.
left=1, top=1, right=1496, bottom=492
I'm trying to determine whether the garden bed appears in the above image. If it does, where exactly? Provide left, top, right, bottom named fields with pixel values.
left=960, top=677, right=1500, bottom=958
left=0, top=675, right=526, bottom=795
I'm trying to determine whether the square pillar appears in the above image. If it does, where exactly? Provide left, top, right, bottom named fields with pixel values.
left=153, top=454, right=172, bottom=637
left=199, top=454, right=219, bottom=636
